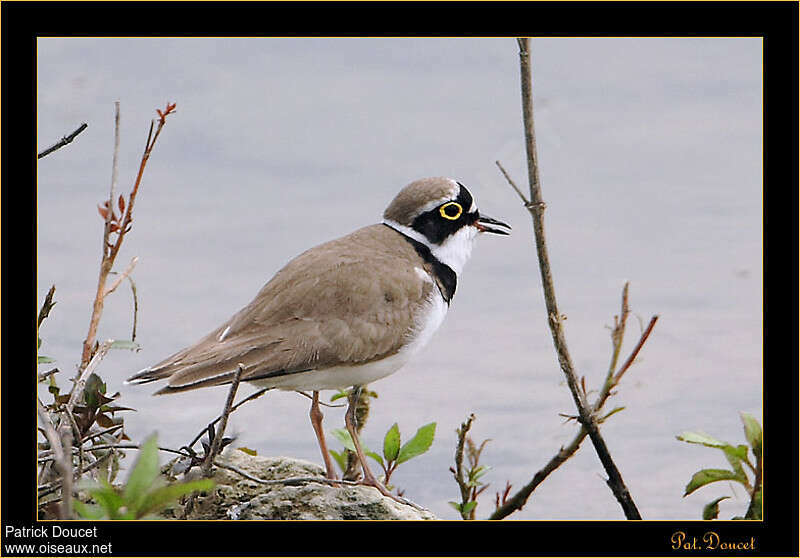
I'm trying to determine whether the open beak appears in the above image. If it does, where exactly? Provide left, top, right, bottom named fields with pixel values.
left=475, top=213, right=511, bottom=235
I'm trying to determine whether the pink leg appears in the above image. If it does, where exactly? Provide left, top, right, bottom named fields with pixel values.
left=344, top=386, right=394, bottom=498
left=309, top=390, right=338, bottom=480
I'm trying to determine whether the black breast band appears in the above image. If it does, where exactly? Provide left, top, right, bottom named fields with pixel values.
left=384, top=224, right=457, bottom=303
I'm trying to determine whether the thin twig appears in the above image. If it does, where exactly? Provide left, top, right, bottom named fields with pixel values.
left=66, top=340, right=114, bottom=416
left=58, top=419, right=73, bottom=518
left=294, top=390, right=346, bottom=408
left=213, top=461, right=360, bottom=487
left=38, top=368, right=59, bottom=383
left=202, top=365, right=244, bottom=478
left=181, top=365, right=244, bottom=519
left=612, top=315, right=659, bottom=385
left=490, top=289, right=658, bottom=519
left=63, top=407, right=84, bottom=478
left=103, top=256, right=139, bottom=298
left=39, top=424, right=125, bottom=460
left=81, top=423, right=124, bottom=445
left=79, top=102, right=175, bottom=374
left=451, top=414, right=475, bottom=516
left=109, top=102, right=120, bottom=250
left=37, top=122, right=88, bottom=159
left=495, top=161, right=529, bottom=205
left=606, top=283, right=630, bottom=381
left=38, top=453, right=113, bottom=499
left=496, top=38, right=642, bottom=520
left=68, top=443, right=191, bottom=458
left=186, top=388, right=272, bottom=451
left=128, top=275, right=139, bottom=341
left=37, top=401, right=72, bottom=518
left=79, top=103, right=120, bottom=374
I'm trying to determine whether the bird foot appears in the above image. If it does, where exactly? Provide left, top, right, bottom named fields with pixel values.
left=323, top=470, right=340, bottom=484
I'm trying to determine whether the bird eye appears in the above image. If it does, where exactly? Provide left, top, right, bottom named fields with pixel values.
left=439, top=202, right=463, bottom=221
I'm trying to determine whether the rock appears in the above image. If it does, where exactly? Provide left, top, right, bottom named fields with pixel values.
left=167, top=448, right=437, bottom=520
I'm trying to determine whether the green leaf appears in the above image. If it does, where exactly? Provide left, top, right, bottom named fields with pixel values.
left=110, top=339, right=141, bottom=351
left=83, top=373, right=106, bottom=408
left=383, top=423, right=401, bottom=462
left=365, top=449, right=384, bottom=466
left=448, top=500, right=476, bottom=517
left=330, top=390, right=348, bottom=402
left=123, top=434, right=160, bottom=513
left=684, top=468, right=744, bottom=496
left=136, top=478, right=214, bottom=518
left=722, top=444, right=750, bottom=483
left=330, top=428, right=356, bottom=452
left=38, top=355, right=55, bottom=364
left=461, top=500, right=477, bottom=516
left=237, top=447, right=257, bottom=456
left=329, top=449, right=347, bottom=473
left=676, top=431, right=728, bottom=448
left=469, top=465, right=491, bottom=485
left=448, top=501, right=461, bottom=512
left=702, top=496, right=730, bottom=520
left=72, top=500, right=106, bottom=520
left=396, top=422, right=436, bottom=464
left=330, top=428, right=376, bottom=456
left=85, top=479, right=124, bottom=519
left=740, top=413, right=762, bottom=459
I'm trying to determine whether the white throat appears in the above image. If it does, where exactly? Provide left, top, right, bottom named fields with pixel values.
left=383, top=219, right=477, bottom=276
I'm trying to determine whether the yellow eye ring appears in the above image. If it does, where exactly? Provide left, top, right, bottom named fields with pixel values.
left=439, top=202, right=463, bottom=221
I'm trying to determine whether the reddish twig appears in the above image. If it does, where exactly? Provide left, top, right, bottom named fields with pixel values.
left=613, top=315, right=659, bottom=385
left=79, top=102, right=175, bottom=374
left=490, top=289, right=658, bottom=520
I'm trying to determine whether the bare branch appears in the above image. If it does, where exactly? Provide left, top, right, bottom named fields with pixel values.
left=37, top=368, right=59, bottom=383
left=79, top=102, right=175, bottom=374
left=294, top=390, right=346, bottom=408
left=37, top=401, right=72, bottom=518
left=103, top=256, right=139, bottom=298
left=451, top=414, right=475, bottom=511
left=128, top=274, right=139, bottom=341
left=613, top=315, right=659, bottom=385
left=496, top=38, right=642, bottom=520
left=202, top=364, right=244, bottom=478
left=37, top=122, right=88, bottom=159
left=607, top=282, right=631, bottom=380
left=106, top=102, right=121, bottom=260
left=495, top=160, right=530, bottom=205
left=213, top=461, right=359, bottom=487
left=186, top=387, right=272, bottom=451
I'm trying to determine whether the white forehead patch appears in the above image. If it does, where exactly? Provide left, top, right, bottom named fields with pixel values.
left=415, top=179, right=465, bottom=215
left=416, top=195, right=453, bottom=216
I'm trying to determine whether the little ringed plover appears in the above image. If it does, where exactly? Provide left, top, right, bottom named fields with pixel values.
left=127, top=176, right=510, bottom=499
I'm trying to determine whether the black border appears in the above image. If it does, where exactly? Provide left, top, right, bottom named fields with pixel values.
left=6, top=2, right=798, bottom=556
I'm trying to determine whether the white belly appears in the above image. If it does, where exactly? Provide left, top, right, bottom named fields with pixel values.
left=249, top=289, right=448, bottom=391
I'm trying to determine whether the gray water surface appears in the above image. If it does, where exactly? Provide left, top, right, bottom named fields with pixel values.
left=37, top=37, right=762, bottom=520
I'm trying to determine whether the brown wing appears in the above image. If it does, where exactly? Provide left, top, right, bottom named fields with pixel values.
left=126, top=224, right=435, bottom=393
